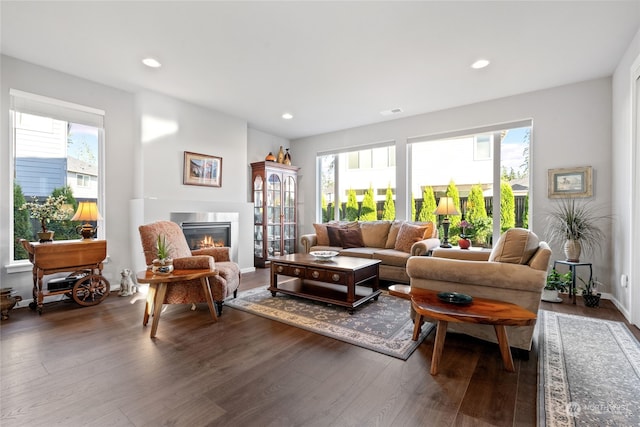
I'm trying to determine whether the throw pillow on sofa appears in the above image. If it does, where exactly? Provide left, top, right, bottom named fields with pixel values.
left=394, top=223, right=429, bottom=253
left=327, top=225, right=344, bottom=246
left=313, top=223, right=331, bottom=246
left=340, top=227, right=365, bottom=248
left=314, top=221, right=358, bottom=246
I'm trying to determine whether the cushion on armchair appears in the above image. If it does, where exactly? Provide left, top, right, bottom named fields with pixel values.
left=488, top=227, right=540, bottom=264
left=192, top=247, right=232, bottom=262
left=173, top=255, right=215, bottom=270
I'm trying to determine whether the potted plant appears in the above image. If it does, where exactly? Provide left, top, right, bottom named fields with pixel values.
left=151, top=234, right=174, bottom=275
left=579, top=276, right=602, bottom=307
left=543, top=268, right=572, bottom=302
left=20, top=195, right=72, bottom=242
left=545, top=198, right=608, bottom=262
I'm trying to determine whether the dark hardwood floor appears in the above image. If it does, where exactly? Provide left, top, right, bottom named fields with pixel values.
left=1, top=268, right=638, bottom=426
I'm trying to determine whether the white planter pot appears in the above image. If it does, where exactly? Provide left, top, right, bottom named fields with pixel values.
left=542, top=288, right=562, bottom=303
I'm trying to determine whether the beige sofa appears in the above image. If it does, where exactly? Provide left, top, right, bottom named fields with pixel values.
left=406, top=228, right=551, bottom=351
left=300, top=220, right=441, bottom=284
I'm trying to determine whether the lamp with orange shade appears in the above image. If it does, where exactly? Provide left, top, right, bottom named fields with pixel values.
left=71, top=201, right=103, bottom=240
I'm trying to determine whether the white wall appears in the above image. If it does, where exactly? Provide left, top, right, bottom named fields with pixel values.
left=131, top=91, right=256, bottom=273
left=1, top=55, right=136, bottom=297
left=612, top=27, right=640, bottom=322
left=1, top=56, right=282, bottom=301
left=292, top=78, right=614, bottom=294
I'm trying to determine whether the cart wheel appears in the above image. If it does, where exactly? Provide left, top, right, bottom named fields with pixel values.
left=72, top=274, right=110, bottom=306
left=29, top=302, right=37, bottom=310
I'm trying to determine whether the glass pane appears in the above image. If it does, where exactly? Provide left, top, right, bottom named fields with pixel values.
left=410, top=125, right=530, bottom=248
left=336, top=147, right=395, bottom=222
left=501, top=127, right=530, bottom=231
left=320, top=155, right=336, bottom=222
left=13, top=113, right=101, bottom=260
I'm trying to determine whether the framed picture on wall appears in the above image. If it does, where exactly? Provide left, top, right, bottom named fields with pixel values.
left=183, top=151, right=222, bottom=187
left=548, top=166, right=592, bottom=198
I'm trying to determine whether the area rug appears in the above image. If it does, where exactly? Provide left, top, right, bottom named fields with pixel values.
left=537, top=310, right=640, bottom=426
left=226, top=286, right=434, bottom=359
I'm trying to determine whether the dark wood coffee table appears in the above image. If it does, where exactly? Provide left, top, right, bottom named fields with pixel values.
left=409, top=289, right=537, bottom=375
left=269, top=253, right=381, bottom=314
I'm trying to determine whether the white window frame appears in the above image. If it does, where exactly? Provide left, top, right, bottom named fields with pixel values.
left=8, top=90, right=106, bottom=270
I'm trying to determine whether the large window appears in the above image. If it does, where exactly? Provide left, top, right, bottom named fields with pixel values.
left=319, top=143, right=396, bottom=222
left=410, top=123, right=531, bottom=248
left=10, top=90, right=105, bottom=261
left=315, top=123, right=531, bottom=249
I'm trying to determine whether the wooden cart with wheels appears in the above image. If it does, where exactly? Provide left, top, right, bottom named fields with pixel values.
left=20, top=239, right=110, bottom=314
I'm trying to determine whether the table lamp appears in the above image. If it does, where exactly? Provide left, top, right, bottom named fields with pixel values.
left=71, top=201, right=103, bottom=240
left=434, top=197, right=459, bottom=248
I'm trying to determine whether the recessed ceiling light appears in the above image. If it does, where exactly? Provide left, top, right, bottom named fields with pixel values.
left=282, top=113, right=293, bottom=120
left=142, top=58, right=162, bottom=68
left=471, top=59, right=490, bottom=69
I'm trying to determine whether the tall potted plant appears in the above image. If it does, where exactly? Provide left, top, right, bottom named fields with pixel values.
left=545, top=198, right=608, bottom=262
left=20, top=195, right=72, bottom=242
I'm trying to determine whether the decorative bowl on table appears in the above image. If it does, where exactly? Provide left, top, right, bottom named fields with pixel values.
left=309, top=250, right=339, bottom=261
left=437, top=291, right=473, bottom=305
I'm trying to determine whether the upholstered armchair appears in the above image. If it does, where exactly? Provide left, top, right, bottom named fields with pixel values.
left=406, top=228, right=551, bottom=351
left=138, top=221, right=241, bottom=316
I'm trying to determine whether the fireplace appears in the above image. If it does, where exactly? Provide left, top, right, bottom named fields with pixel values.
left=171, top=212, right=239, bottom=262
left=181, top=222, right=230, bottom=250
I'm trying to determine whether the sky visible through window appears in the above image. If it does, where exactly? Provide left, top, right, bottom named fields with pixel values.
left=67, top=123, right=99, bottom=165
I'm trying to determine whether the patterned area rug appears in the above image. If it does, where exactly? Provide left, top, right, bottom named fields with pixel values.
left=538, top=310, right=640, bottom=426
left=226, top=286, right=434, bottom=360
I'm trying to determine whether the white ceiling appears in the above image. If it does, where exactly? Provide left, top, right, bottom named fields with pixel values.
left=1, top=1, right=639, bottom=140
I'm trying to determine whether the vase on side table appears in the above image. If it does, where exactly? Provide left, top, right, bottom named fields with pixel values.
left=151, top=258, right=174, bottom=275
left=458, top=237, right=471, bottom=249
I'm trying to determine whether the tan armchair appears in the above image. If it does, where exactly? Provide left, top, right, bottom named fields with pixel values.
left=138, top=221, right=240, bottom=316
left=406, top=228, right=551, bottom=351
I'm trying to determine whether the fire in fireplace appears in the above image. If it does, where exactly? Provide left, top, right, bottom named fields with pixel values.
left=171, top=212, right=239, bottom=262
left=181, top=222, right=231, bottom=251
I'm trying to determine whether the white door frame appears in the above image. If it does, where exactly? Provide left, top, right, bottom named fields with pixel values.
left=631, top=58, right=640, bottom=327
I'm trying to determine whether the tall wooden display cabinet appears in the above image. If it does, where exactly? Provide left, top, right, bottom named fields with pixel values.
left=251, top=161, right=299, bottom=267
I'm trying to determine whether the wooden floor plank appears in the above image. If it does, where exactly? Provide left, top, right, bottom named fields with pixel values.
left=1, top=268, right=637, bottom=427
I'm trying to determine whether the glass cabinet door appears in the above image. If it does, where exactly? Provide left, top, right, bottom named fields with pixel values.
left=283, top=175, right=296, bottom=255
left=253, top=175, right=264, bottom=259
left=267, top=173, right=282, bottom=256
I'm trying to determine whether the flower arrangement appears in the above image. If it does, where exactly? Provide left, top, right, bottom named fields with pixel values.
left=459, top=219, right=473, bottom=239
left=20, top=195, right=72, bottom=232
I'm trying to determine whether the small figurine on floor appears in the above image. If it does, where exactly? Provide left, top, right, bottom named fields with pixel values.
left=118, top=268, right=137, bottom=296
